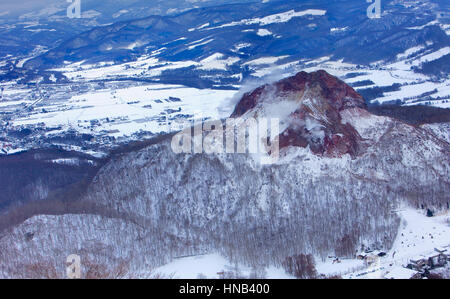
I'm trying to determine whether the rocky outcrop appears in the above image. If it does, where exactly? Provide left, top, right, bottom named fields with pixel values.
left=232, top=70, right=367, bottom=157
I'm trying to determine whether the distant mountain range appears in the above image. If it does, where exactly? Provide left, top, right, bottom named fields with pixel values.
left=0, top=0, right=258, bottom=57
left=2, top=0, right=449, bottom=85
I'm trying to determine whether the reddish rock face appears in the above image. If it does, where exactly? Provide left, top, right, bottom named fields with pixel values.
left=231, top=70, right=367, bottom=158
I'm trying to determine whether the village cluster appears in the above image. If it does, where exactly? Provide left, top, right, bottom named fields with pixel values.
left=357, top=247, right=450, bottom=279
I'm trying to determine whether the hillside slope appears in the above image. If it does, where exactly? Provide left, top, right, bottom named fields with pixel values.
left=0, top=70, right=448, bottom=278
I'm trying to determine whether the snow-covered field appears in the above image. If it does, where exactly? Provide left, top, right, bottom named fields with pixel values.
left=4, top=83, right=237, bottom=138
left=150, top=254, right=293, bottom=279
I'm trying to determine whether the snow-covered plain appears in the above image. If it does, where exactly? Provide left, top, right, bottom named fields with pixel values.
left=150, top=253, right=293, bottom=279
left=9, top=83, right=237, bottom=138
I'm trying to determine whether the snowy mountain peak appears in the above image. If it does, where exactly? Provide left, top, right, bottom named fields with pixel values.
left=232, top=70, right=366, bottom=157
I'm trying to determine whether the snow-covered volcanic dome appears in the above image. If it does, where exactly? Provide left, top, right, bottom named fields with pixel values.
left=232, top=70, right=367, bottom=157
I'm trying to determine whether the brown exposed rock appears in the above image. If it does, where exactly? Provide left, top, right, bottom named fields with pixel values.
left=231, top=70, right=367, bottom=157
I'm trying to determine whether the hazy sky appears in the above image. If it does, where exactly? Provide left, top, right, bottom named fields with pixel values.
left=0, top=0, right=210, bottom=12
left=0, top=0, right=59, bottom=9
left=0, top=0, right=206, bottom=14
left=0, top=0, right=65, bottom=14
left=0, top=0, right=260, bottom=18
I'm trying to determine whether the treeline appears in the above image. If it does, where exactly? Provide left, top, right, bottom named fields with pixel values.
left=368, top=105, right=450, bottom=125
left=414, top=53, right=450, bottom=78
left=358, top=83, right=401, bottom=103
left=282, top=254, right=317, bottom=279
left=0, top=148, right=103, bottom=211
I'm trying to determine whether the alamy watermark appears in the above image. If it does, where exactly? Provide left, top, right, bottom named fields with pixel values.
left=66, top=254, right=81, bottom=279
left=367, top=0, right=381, bottom=19
left=169, top=115, right=280, bottom=165
left=67, top=0, right=81, bottom=19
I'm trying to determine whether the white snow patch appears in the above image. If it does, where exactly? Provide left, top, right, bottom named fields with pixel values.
left=210, top=9, right=326, bottom=29
left=407, top=20, right=439, bottom=30
left=49, top=74, right=57, bottom=83
left=330, top=27, right=349, bottom=33
left=384, top=266, right=418, bottom=279
left=396, top=45, right=425, bottom=60
left=152, top=253, right=293, bottom=279
left=188, top=22, right=210, bottom=32
left=197, top=53, right=240, bottom=71
left=187, top=38, right=214, bottom=50
left=257, top=28, right=273, bottom=37
left=244, top=56, right=289, bottom=66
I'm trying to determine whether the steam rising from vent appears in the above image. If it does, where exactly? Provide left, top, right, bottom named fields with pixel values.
left=231, top=70, right=366, bottom=158
left=170, top=116, right=280, bottom=164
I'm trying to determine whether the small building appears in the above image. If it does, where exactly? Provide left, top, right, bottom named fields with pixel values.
left=408, top=248, right=448, bottom=271
left=428, top=248, right=448, bottom=268
left=364, top=255, right=379, bottom=266
left=408, top=256, right=429, bottom=271
left=427, top=254, right=445, bottom=269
